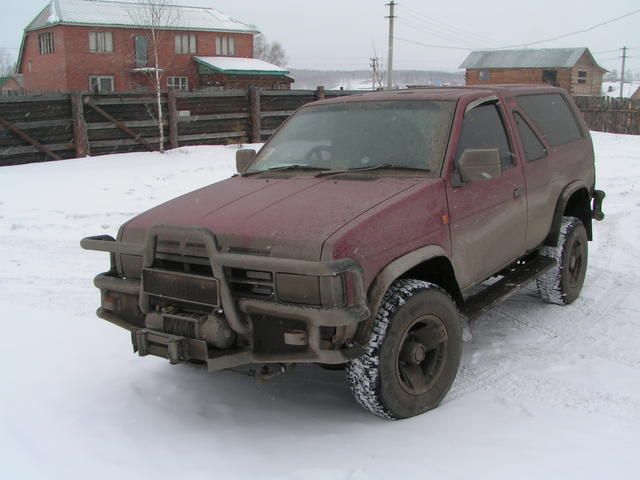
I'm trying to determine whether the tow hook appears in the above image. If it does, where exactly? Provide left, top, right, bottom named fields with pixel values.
left=249, top=364, right=295, bottom=381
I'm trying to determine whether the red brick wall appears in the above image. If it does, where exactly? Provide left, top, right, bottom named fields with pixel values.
left=466, top=68, right=573, bottom=92
left=21, top=28, right=68, bottom=93
left=21, top=25, right=254, bottom=93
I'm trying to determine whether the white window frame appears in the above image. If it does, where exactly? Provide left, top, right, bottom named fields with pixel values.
left=216, top=36, right=236, bottom=56
left=39, top=32, right=55, bottom=55
left=167, top=76, right=189, bottom=91
left=89, top=31, right=114, bottom=53
left=479, top=70, right=490, bottom=81
left=89, top=75, right=115, bottom=94
left=175, top=34, right=197, bottom=54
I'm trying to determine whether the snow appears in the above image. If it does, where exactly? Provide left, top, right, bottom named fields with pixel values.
left=1, top=134, right=640, bottom=479
left=36, top=0, right=256, bottom=33
left=602, top=80, right=640, bottom=98
left=195, top=56, right=289, bottom=73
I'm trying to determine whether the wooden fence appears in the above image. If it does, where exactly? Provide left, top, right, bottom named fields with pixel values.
left=573, top=96, right=640, bottom=136
left=0, top=87, right=354, bottom=166
left=1, top=91, right=638, bottom=166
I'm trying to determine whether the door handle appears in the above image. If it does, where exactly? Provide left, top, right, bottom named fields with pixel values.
left=513, top=188, right=522, bottom=198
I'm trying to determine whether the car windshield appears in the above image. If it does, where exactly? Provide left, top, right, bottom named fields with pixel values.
left=245, top=100, right=455, bottom=176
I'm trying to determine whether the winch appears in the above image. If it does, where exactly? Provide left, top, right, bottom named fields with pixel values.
left=145, top=307, right=236, bottom=349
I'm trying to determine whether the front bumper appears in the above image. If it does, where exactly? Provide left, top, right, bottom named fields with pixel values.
left=82, top=225, right=370, bottom=371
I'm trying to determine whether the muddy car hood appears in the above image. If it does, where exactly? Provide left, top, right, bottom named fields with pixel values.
left=121, top=175, right=420, bottom=261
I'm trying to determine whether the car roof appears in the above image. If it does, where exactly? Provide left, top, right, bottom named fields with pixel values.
left=310, top=85, right=564, bottom=106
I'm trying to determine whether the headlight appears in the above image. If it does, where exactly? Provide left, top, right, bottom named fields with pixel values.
left=276, top=273, right=345, bottom=307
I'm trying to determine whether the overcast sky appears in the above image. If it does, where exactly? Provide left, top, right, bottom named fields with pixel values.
left=3, top=0, right=639, bottom=74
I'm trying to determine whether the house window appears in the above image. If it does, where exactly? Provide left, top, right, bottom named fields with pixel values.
left=39, top=32, right=55, bottom=55
left=175, top=34, right=197, bottom=54
left=89, top=75, right=115, bottom=94
left=135, top=36, right=148, bottom=68
left=577, top=70, right=588, bottom=84
left=168, top=76, right=189, bottom=91
left=216, top=36, right=235, bottom=56
left=89, top=32, right=113, bottom=53
left=479, top=70, right=490, bottom=81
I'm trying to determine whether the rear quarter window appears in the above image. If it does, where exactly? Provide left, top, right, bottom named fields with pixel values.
left=516, top=93, right=583, bottom=147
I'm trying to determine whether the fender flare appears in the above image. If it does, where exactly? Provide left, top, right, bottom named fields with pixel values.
left=545, top=180, right=591, bottom=247
left=357, top=245, right=455, bottom=342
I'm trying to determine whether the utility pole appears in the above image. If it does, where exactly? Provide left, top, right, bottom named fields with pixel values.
left=620, top=46, right=627, bottom=100
left=386, top=1, right=396, bottom=90
left=370, top=57, right=380, bottom=90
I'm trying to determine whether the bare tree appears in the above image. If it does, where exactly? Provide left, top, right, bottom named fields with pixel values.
left=254, top=34, right=288, bottom=67
left=130, top=0, right=180, bottom=152
left=0, top=48, right=15, bottom=76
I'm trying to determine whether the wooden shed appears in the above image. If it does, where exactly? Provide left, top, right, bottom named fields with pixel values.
left=461, top=48, right=607, bottom=96
left=195, top=57, right=294, bottom=90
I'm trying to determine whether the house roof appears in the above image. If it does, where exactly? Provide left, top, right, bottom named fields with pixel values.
left=25, top=0, right=258, bottom=33
left=194, top=57, right=290, bottom=77
left=460, top=48, right=607, bottom=70
left=0, top=76, right=23, bottom=89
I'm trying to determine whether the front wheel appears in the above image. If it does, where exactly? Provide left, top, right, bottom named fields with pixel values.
left=537, top=216, right=588, bottom=305
left=346, top=279, right=462, bottom=419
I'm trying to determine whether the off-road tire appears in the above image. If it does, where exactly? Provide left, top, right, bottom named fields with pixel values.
left=537, top=216, right=588, bottom=305
left=346, top=279, right=462, bottom=419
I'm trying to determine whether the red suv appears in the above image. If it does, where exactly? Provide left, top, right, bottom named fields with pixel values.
left=82, top=85, right=605, bottom=419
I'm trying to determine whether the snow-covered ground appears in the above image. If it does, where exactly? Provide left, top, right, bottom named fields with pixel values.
left=602, top=80, right=640, bottom=98
left=1, top=134, right=639, bottom=479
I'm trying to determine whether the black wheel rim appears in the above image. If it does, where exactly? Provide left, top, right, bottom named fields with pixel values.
left=567, top=236, right=585, bottom=288
left=395, top=314, right=448, bottom=396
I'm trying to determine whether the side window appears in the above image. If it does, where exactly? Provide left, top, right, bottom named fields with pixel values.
left=514, top=113, right=546, bottom=162
left=456, top=104, right=513, bottom=170
left=516, top=93, right=583, bottom=147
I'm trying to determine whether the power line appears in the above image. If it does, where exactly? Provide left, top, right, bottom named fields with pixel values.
left=398, top=4, right=502, bottom=46
left=397, top=19, right=478, bottom=49
left=394, top=8, right=640, bottom=52
left=394, top=36, right=473, bottom=52
left=497, top=8, right=640, bottom=49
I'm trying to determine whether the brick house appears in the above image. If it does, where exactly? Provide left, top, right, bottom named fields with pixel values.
left=461, top=48, right=606, bottom=96
left=16, top=0, right=293, bottom=93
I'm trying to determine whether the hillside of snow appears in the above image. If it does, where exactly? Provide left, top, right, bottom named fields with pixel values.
left=1, top=133, right=639, bottom=479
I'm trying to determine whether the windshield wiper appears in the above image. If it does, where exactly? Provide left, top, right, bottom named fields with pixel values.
left=315, top=164, right=431, bottom=178
left=243, top=164, right=330, bottom=176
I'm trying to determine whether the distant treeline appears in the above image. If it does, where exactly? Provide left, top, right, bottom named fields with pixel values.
left=289, top=69, right=465, bottom=90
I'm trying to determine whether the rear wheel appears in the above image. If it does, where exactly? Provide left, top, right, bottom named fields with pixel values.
left=346, top=279, right=462, bottom=419
left=537, top=216, right=588, bottom=305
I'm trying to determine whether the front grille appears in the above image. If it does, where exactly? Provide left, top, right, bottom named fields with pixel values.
left=227, top=267, right=275, bottom=300
left=143, top=268, right=220, bottom=307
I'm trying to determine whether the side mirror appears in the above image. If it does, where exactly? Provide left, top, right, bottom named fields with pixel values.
left=458, top=148, right=501, bottom=183
left=236, top=148, right=256, bottom=174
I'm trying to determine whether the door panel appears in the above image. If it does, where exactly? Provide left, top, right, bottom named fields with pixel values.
left=446, top=102, right=527, bottom=289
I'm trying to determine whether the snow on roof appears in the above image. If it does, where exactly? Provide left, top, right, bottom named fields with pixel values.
left=460, top=48, right=606, bottom=70
left=195, top=56, right=290, bottom=76
left=26, top=0, right=258, bottom=33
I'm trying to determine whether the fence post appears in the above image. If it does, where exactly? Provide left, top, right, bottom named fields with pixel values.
left=315, top=86, right=326, bottom=101
left=71, top=92, right=90, bottom=157
left=167, top=89, right=179, bottom=150
left=249, top=86, right=261, bottom=143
